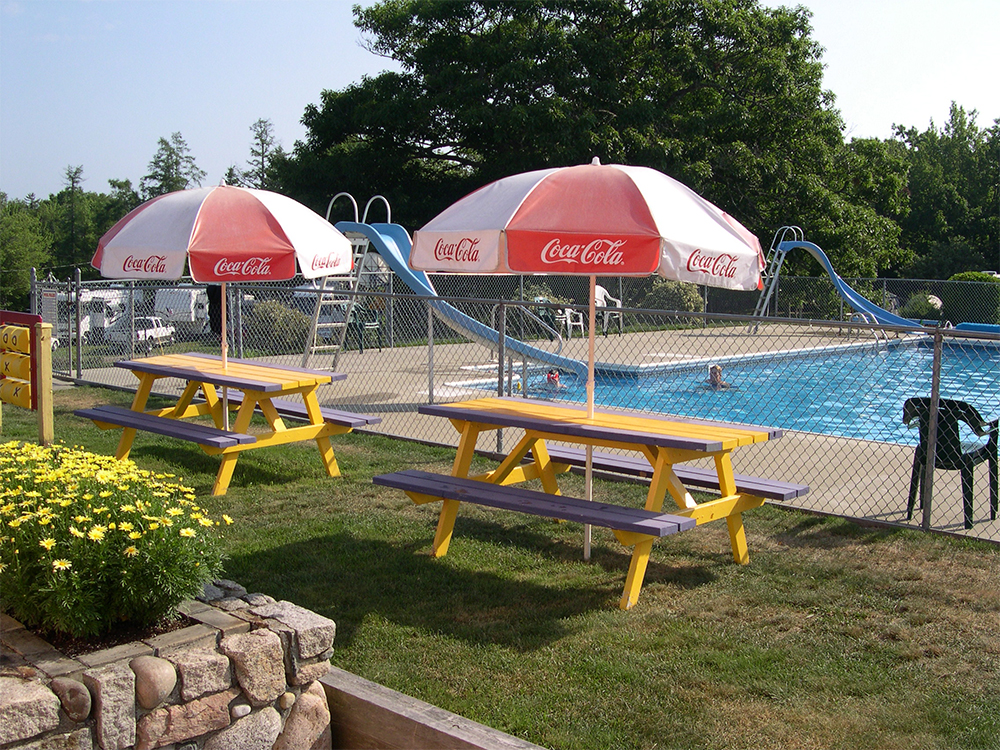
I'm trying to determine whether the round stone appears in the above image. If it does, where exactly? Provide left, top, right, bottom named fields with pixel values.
left=130, top=655, right=177, bottom=709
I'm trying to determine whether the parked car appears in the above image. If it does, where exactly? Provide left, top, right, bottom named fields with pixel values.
left=105, top=316, right=176, bottom=354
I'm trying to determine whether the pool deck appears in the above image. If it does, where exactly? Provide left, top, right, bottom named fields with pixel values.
left=66, top=323, right=999, bottom=544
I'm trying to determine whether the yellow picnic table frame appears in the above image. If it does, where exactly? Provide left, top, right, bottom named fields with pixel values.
left=418, top=397, right=781, bottom=609
left=113, top=353, right=349, bottom=495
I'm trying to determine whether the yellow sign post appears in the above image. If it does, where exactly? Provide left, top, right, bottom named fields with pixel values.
left=0, top=312, right=54, bottom=445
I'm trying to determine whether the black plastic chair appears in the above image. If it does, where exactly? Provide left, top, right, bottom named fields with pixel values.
left=903, top=397, right=998, bottom=529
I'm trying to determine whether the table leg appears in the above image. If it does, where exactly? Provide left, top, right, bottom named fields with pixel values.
left=643, top=447, right=696, bottom=511
left=211, top=397, right=258, bottom=496
left=620, top=538, right=654, bottom=610
left=302, top=391, right=340, bottom=478
left=116, top=374, right=156, bottom=459
left=715, top=454, right=750, bottom=565
left=432, top=422, right=482, bottom=557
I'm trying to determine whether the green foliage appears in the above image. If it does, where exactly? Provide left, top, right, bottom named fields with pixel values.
left=281, top=0, right=911, bottom=276
left=899, top=292, right=943, bottom=321
left=940, top=272, right=1000, bottom=324
left=0, top=442, right=228, bottom=638
left=140, top=132, right=207, bottom=200
left=245, top=300, right=311, bottom=353
left=896, top=105, right=999, bottom=279
left=639, top=279, right=704, bottom=313
left=1, top=193, right=53, bottom=310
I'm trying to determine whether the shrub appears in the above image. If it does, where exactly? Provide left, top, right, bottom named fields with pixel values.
left=899, top=292, right=943, bottom=321
left=246, top=299, right=311, bottom=353
left=639, top=279, right=705, bottom=313
left=0, top=442, right=228, bottom=638
left=940, top=272, right=1000, bottom=325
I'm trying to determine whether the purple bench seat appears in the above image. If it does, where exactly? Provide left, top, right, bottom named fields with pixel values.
left=373, top=470, right=697, bottom=537
left=531, top=444, right=809, bottom=502
left=75, top=405, right=256, bottom=449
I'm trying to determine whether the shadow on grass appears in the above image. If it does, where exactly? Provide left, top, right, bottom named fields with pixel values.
left=227, top=510, right=719, bottom=653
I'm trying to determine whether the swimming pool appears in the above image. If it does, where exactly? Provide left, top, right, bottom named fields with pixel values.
left=518, top=341, right=1000, bottom=445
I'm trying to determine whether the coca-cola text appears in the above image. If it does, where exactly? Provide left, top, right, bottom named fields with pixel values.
left=122, top=255, right=167, bottom=274
left=539, top=238, right=626, bottom=267
left=686, top=249, right=739, bottom=279
left=213, top=257, right=274, bottom=278
left=433, top=238, right=480, bottom=263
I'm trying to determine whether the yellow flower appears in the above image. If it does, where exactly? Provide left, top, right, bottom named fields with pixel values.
left=74, top=515, right=91, bottom=524
left=222, top=515, right=233, bottom=525
left=69, top=526, right=85, bottom=538
left=98, top=490, right=114, bottom=498
left=87, top=525, right=107, bottom=542
left=166, top=508, right=184, bottom=517
left=148, top=523, right=159, bottom=531
left=179, top=528, right=196, bottom=538
left=52, top=559, right=71, bottom=571
left=39, top=538, right=56, bottom=551
left=198, top=517, right=214, bottom=527
left=129, top=531, right=142, bottom=540
left=37, top=516, right=52, bottom=526
left=82, top=493, right=94, bottom=501
left=120, top=504, right=136, bottom=513
left=124, top=546, right=138, bottom=557
left=119, top=522, right=134, bottom=532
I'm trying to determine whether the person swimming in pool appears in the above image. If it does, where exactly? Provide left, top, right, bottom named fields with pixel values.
left=708, top=364, right=730, bottom=390
left=546, top=369, right=567, bottom=389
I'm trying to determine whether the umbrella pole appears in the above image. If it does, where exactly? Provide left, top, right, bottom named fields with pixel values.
left=221, top=282, right=229, bottom=430
left=584, top=275, right=597, bottom=561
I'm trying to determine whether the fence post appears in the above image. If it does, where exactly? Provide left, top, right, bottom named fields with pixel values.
left=427, top=301, right=434, bottom=404
left=920, top=326, right=945, bottom=530
left=74, top=269, right=83, bottom=378
left=496, top=303, right=505, bottom=453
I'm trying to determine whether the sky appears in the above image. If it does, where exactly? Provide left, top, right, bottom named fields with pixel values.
left=2, top=0, right=998, bottom=202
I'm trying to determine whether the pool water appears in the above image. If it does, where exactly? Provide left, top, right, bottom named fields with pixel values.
left=524, top=342, right=1000, bottom=445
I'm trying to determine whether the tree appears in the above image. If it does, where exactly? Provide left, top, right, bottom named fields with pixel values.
left=280, top=0, right=908, bottom=275
left=0, top=193, right=53, bottom=310
left=894, top=104, right=1000, bottom=278
left=243, top=118, right=284, bottom=190
left=140, top=132, right=206, bottom=199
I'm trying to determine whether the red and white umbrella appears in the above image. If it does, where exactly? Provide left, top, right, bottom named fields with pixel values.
left=410, top=159, right=765, bottom=556
left=92, top=184, right=353, bottom=425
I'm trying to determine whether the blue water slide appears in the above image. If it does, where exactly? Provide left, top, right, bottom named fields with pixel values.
left=777, top=240, right=919, bottom=328
left=335, top=221, right=588, bottom=377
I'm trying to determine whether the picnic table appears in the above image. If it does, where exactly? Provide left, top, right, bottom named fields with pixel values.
left=375, top=396, right=805, bottom=609
left=76, top=352, right=380, bottom=496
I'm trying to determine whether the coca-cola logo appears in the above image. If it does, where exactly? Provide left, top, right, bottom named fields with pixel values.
left=311, top=252, right=345, bottom=272
left=213, top=257, right=273, bottom=277
left=433, top=238, right=480, bottom=263
left=122, top=255, right=167, bottom=274
left=686, top=249, right=739, bottom=279
left=540, top=238, right=626, bottom=267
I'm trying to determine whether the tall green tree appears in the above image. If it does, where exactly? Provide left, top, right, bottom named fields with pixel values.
left=894, top=104, right=999, bottom=278
left=140, top=132, right=206, bottom=199
left=0, top=193, right=53, bottom=310
left=244, top=118, right=285, bottom=190
left=280, top=0, right=907, bottom=275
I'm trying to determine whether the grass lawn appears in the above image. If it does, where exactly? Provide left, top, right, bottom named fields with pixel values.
left=4, top=387, right=999, bottom=750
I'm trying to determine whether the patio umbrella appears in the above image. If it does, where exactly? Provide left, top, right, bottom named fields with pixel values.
left=410, top=158, right=765, bottom=556
left=92, top=184, right=353, bottom=425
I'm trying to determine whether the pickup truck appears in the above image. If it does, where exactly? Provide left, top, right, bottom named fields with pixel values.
left=105, top=316, right=176, bottom=354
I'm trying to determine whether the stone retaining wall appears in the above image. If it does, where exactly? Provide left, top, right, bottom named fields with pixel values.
left=0, top=580, right=335, bottom=750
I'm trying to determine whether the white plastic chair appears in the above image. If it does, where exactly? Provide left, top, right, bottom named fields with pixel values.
left=556, top=308, right=586, bottom=338
left=595, top=285, right=623, bottom=335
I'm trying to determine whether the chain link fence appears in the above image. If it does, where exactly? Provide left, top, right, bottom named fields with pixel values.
left=32, top=272, right=1000, bottom=543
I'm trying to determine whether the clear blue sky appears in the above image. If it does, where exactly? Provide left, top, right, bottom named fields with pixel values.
left=2, top=0, right=997, bottom=201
